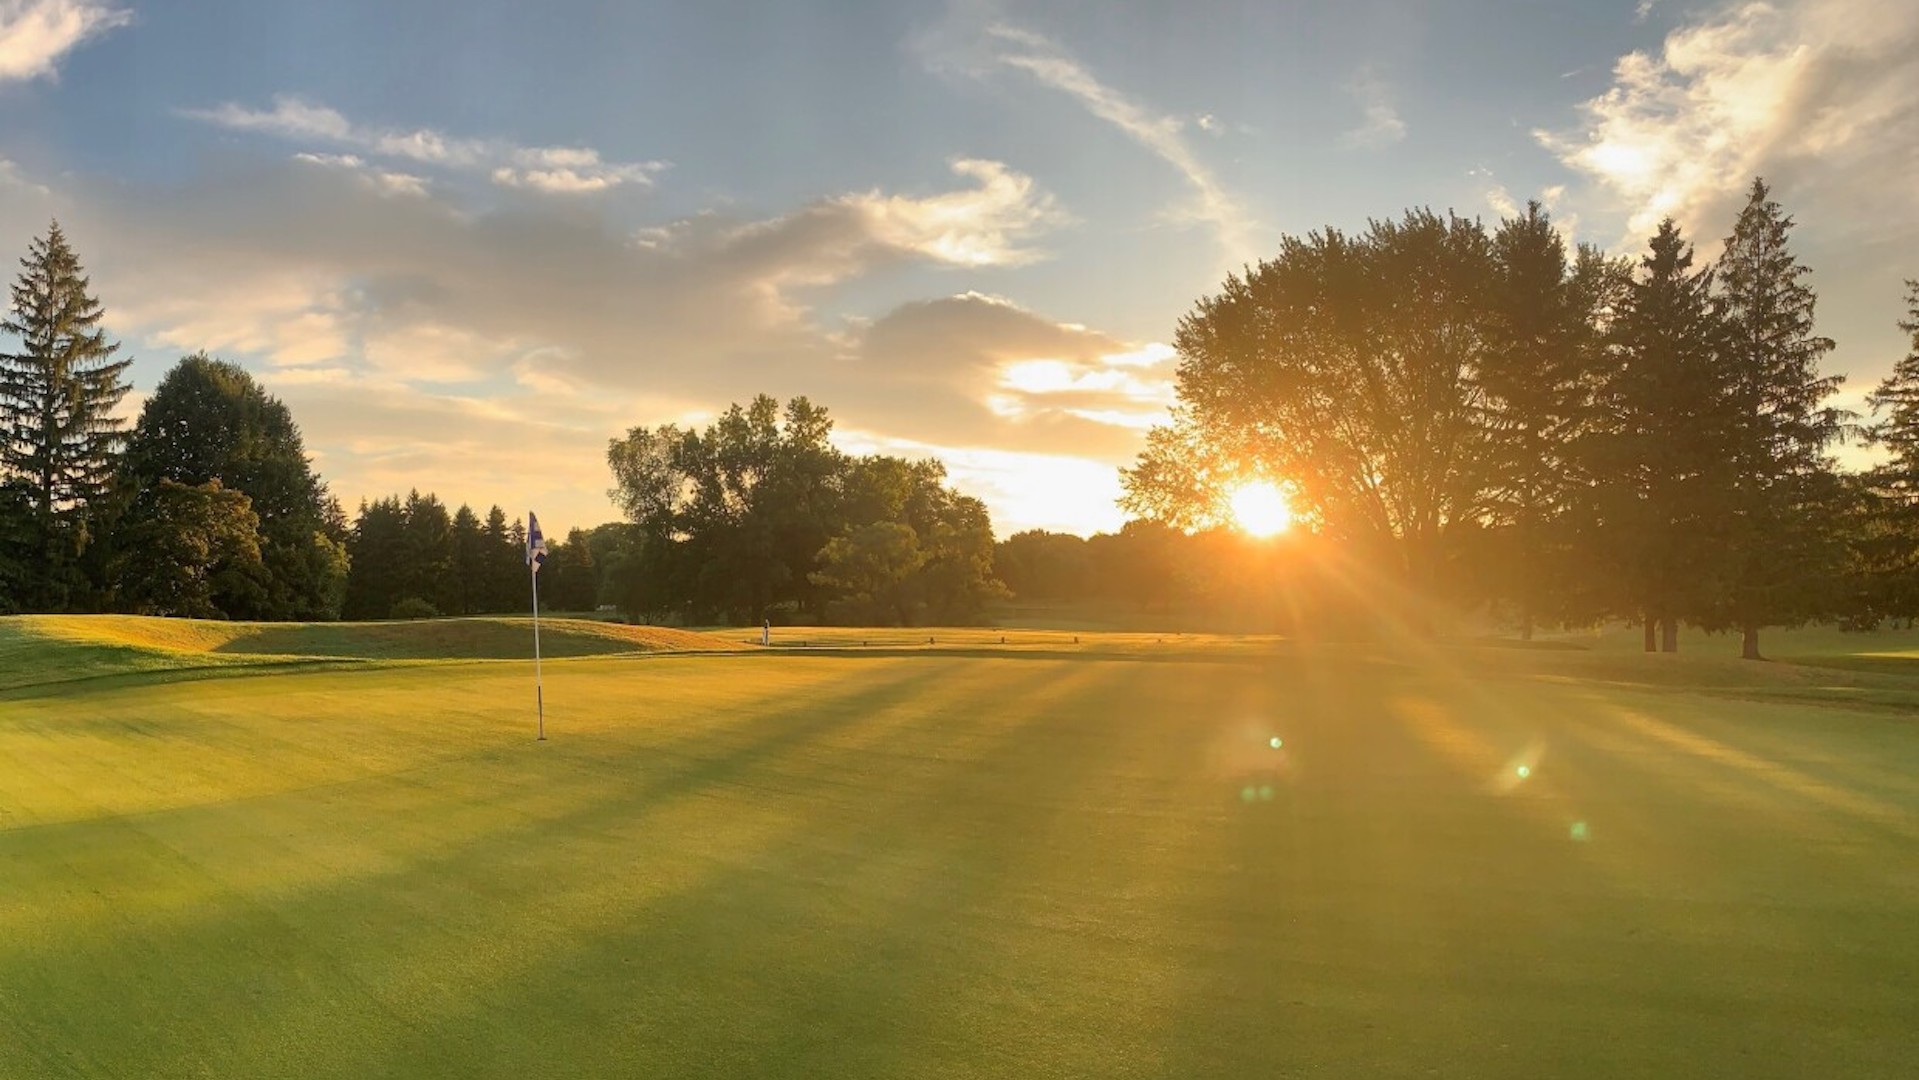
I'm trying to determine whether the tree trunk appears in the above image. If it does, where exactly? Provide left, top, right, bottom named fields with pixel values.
left=1643, top=615, right=1657, bottom=653
left=1660, top=617, right=1678, bottom=653
left=1741, top=625, right=1763, bottom=661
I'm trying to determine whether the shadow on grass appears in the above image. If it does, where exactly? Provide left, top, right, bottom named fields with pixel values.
left=0, top=659, right=1041, bottom=1075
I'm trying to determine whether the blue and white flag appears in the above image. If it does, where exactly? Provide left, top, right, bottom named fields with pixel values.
left=526, top=511, right=548, bottom=573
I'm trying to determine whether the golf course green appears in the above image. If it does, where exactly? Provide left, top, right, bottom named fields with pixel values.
left=2, top=615, right=1915, bottom=1078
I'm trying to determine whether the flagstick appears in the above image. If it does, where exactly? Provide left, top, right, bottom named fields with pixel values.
left=531, top=559, right=545, bottom=741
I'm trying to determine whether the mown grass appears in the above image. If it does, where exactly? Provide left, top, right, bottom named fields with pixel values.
left=0, top=615, right=743, bottom=695
left=1, top=619, right=1915, bottom=1078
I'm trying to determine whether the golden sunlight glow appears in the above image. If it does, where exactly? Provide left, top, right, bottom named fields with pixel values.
left=1228, top=481, right=1292, bottom=537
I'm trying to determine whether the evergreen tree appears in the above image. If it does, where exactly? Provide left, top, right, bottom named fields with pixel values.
left=1712, top=179, right=1847, bottom=658
left=0, top=478, right=31, bottom=612
left=1860, top=280, right=1919, bottom=624
left=449, top=504, right=486, bottom=615
left=1478, top=204, right=1612, bottom=637
left=1592, top=219, right=1736, bottom=652
left=399, top=490, right=454, bottom=612
left=482, top=506, right=526, bottom=613
left=0, top=221, right=132, bottom=608
left=548, top=527, right=599, bottom=612
left=343, top=497, right=408, bottom=619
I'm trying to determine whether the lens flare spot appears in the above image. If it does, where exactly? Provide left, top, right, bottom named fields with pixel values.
left=1258, top=785, right=1275, bottom=801
left=1515, top=764, right=1531, bottom=780
left=1269, top=736, right=1283, bottom=750
left=1570, top=821, right=1590, bottom=842
left=1240, top=786, right=1257, bottom=803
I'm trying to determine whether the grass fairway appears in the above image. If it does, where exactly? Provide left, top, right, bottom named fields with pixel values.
left=2, top=618, right=1917, bottom=1078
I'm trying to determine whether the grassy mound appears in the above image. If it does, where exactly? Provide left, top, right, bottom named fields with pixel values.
left=0, top=614, right=744, bottom=692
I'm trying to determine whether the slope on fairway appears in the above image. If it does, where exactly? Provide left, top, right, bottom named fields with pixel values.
left=0, top=614, right=744, bottom=692
left=3, top=630, right=1917, bottom=1078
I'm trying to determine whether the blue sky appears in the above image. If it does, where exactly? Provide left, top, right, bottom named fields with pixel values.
left=3, top=0, right=1915, bottom=536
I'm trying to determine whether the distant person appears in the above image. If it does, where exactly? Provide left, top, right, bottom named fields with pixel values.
left=762, top=619, right=771, bottom=647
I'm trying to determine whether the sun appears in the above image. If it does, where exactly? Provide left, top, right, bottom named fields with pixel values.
left=1228, top=481, right=1293, bottom=538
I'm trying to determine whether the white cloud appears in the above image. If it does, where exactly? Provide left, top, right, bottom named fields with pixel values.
left=491, top=146, right=664, bottom=193
left=839, top=158, right=1064, bottom=267
left=1635, top=0, right=1662, bottom=23
left=182, top=94, right=668, bottom=194
left=1536, top=0, right=1919, bottom=244
left=293, top=152, right=429, bottom=198
left=1338, top=66, right=1408, bottom=150
left=962, top=21, right=1255, bottom=262
left=0, top=155, right=50, bottom=195
left=0, top=0, right=129, bottom=82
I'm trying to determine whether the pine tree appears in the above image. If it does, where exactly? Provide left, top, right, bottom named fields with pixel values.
left=1479, top=203, right=1608, bottom=637
left=0, top=221, right=132, bottom=607
left=342, top=497, right=408, bottom=619
left=1594, top=219, right=1737, bottom=652
left=450, top=504, right=486, bottom=615
left=1712, top=179, right=1846, bottom=658
left=1860, top=280, right=1919, bottom=623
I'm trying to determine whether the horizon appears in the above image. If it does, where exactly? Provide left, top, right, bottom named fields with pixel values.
left=3, top=0, right=1915, bottom=539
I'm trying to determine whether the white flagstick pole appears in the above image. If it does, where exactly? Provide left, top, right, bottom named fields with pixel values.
left=531, top=557, right=545, bottom=741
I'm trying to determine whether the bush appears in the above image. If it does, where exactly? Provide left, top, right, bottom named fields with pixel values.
left=388, top=597, right=440, bottom=620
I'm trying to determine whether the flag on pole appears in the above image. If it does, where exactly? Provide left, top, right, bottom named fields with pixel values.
left=527, top=512, right=548, bottom=573
left=527, top=510, right=547, bottom=741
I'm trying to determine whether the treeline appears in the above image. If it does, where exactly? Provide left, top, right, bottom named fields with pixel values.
left=1127, top=179, right=1919, bottom=657
left=605, top=394, right=1002, bottom=625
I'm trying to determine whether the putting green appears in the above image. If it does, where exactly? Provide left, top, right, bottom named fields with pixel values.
left=2, top=618, right=1915, bottom=1078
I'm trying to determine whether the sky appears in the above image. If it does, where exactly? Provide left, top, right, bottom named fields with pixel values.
left=2, top=0, right=1915, bottom=538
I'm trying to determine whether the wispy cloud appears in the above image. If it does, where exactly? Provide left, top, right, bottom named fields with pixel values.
left=0, top=0, right=130, bottom=82
left=490, top=147, right=664, bottom=193
left=1338, top=66, right=1407, bottom=150
left=293, top=152, right=430, bottom=198
left=970, top=21, right=1255, bottom=261
left=1635, top=0, right=1662, bottom=23
left=838, top=158, right=1065, bottom=268
left=1536, top=0, right=1919, bottom=244
left=0, top=156, right=50, bottom=195
left=181, top=95, right=669, bottom=194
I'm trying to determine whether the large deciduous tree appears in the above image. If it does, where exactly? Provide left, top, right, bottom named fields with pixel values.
left=118, top=353, right=347, bottom=619
left=115, top=480, right=267, bottom=619
left=1122, top=209, right=1504, bottom=616
left=0, top=221, right=131, bottom=608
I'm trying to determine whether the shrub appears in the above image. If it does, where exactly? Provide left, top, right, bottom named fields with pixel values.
left=388, top=597, right=440, bottom=620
